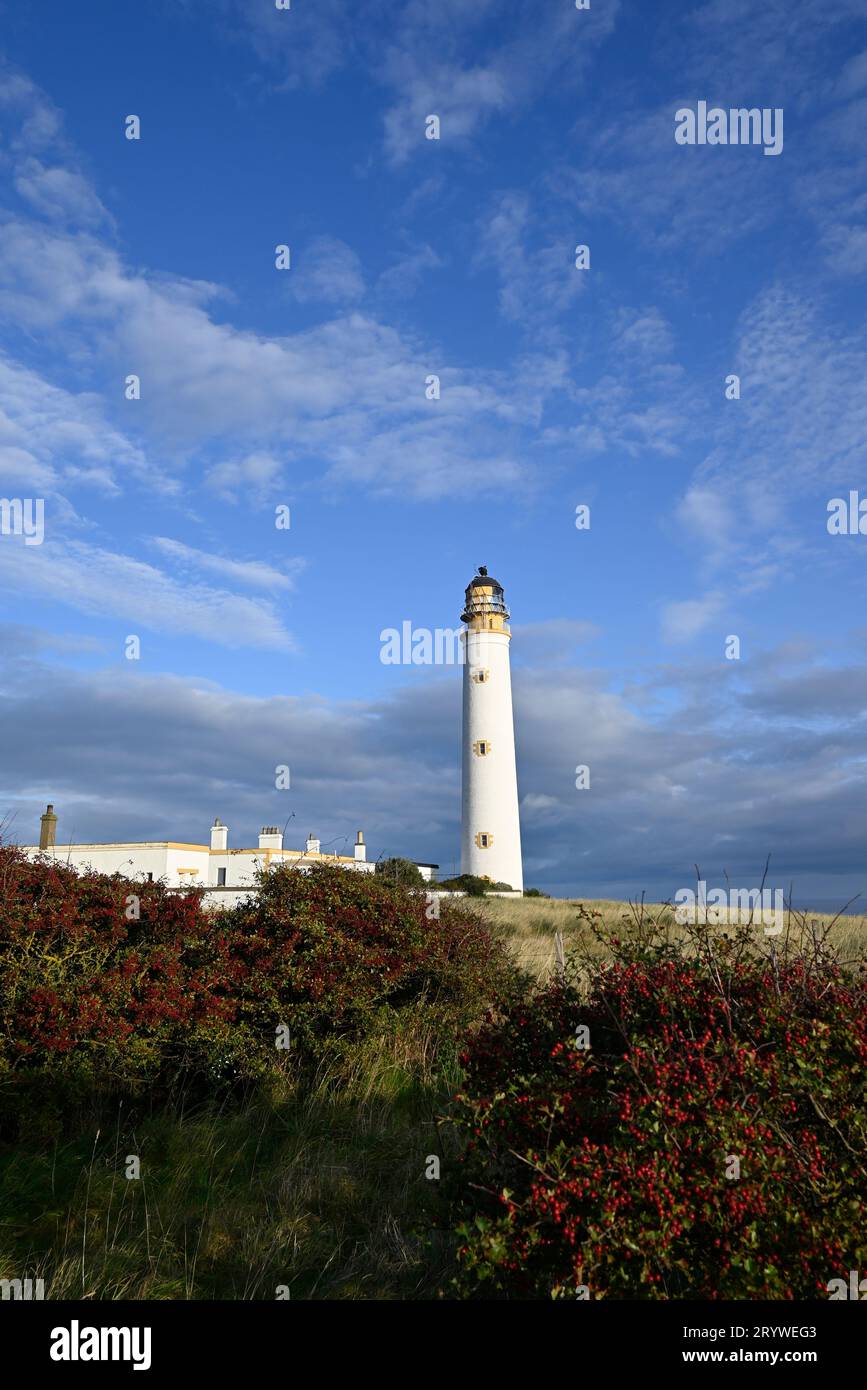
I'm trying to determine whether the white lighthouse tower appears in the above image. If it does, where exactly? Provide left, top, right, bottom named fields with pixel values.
left=460, top=567, right=523, bottom=893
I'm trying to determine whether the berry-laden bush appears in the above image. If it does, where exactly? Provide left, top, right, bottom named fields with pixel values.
left=0, top=846, right=516, bottom=1139
left=213, top=859, right=519, bottom=1062
left=0, top=846, right=215, bottom=1136
left=448, top=908, right=867, bottom=1299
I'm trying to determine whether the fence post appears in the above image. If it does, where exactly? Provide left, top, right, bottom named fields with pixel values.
left=554, top=930, right=565, bottom=977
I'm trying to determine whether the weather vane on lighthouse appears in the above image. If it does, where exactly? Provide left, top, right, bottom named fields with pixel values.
left=460, top=567, right=523, bottom=893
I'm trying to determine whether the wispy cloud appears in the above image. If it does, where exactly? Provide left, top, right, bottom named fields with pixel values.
left=0, top=538, right=297, bottom=650
left=476, top=191, right=585, bottom=334
left=287, top=236, right=365, bottom=306
left=376, top=242, right=444, bottom=300
left=660, top=592, right=725, bottom=644
left=204, top=451, right=288, bottom=503
left=151, top=536, right=304, bottom=591
left=228, top=0, right=620, bottom=165
left=0, top=213, right=554, bottom=497
left=0, top=353, right=149, bottom=495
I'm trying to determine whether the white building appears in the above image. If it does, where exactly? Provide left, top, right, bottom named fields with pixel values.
left=460, top=568, right=524, bottom=892
left=23, top=810, right=436, bottom=907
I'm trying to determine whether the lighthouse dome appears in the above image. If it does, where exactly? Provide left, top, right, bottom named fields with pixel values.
left=466, top=565, right=503, bottom=590
left=462, top=566, right=509, bottom=622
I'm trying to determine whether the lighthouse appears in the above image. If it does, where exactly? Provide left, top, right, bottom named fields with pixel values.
left=460, top=567, right=523, bottom=893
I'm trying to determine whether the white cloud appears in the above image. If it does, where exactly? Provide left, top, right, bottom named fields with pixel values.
left=613, top=307, right=676, bottom=360
left=288, top=237, right=365, bottom=306
left=687, top=0, right=866, bottom=101
left=0, top=67, right=112, bottom=237
left=0, top=69, right=63, bottom=151
left=660, top=593, right=725, bottom=644
left=476, top=192, right=585, bottom=332
left=0, top=353, right=149, bottom=495
left=205, top=451, right=288, bottom=502
left=376, top=242, right=443, bottom=300
left=834, top=48, right=867, bottom=100
left=151, top=537, right=304, bottom=591
left=545, top=373, right=689, bottom=460
left=14, top=157, right=108, bottom=227
left=381, top=60, right=510, bottom=165
left=559, top=104, right=783, bottom=256
left=0, top=218, right=551, bottom=497
left=697, top=287, right=867, bottom=498
left=675, top=487, right=736, bottom=555
left=822, top=221, right=867, bottom=275
left=0, top=537, right=296, bottom=650
left=228, top=0, right=620, bottom=165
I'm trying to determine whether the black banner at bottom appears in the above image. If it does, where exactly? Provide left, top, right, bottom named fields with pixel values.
left=3, top=1297, right=862, bottom=1376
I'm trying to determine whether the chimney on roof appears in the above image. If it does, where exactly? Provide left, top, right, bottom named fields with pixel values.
left=39, top=803, right=57, bottom=851
left=210, top=818, right=228, bottom=852
left=354, top=830, right=366, bottom=862
left=305, top=833, right=320, bottom=855
left=259, top=826, right=283, bottom=851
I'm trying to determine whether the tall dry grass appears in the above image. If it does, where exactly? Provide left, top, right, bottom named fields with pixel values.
left=478, top=894, right=867, bottom=982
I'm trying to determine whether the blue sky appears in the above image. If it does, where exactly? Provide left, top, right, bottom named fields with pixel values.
left=1, top=0, right=867, bottom=903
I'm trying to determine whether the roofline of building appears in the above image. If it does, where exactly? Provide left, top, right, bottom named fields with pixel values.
left=23, top=841, right=207, bottom=852
left=21, top=842, right=363, bottom=864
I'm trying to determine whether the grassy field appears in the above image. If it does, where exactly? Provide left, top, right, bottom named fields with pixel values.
left=477, top=894, right=867, bottom=980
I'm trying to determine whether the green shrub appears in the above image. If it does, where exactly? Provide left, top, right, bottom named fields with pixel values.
left=438, top=874, right=512, bottom=896
left=375, top=857, right=425, bottom=888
